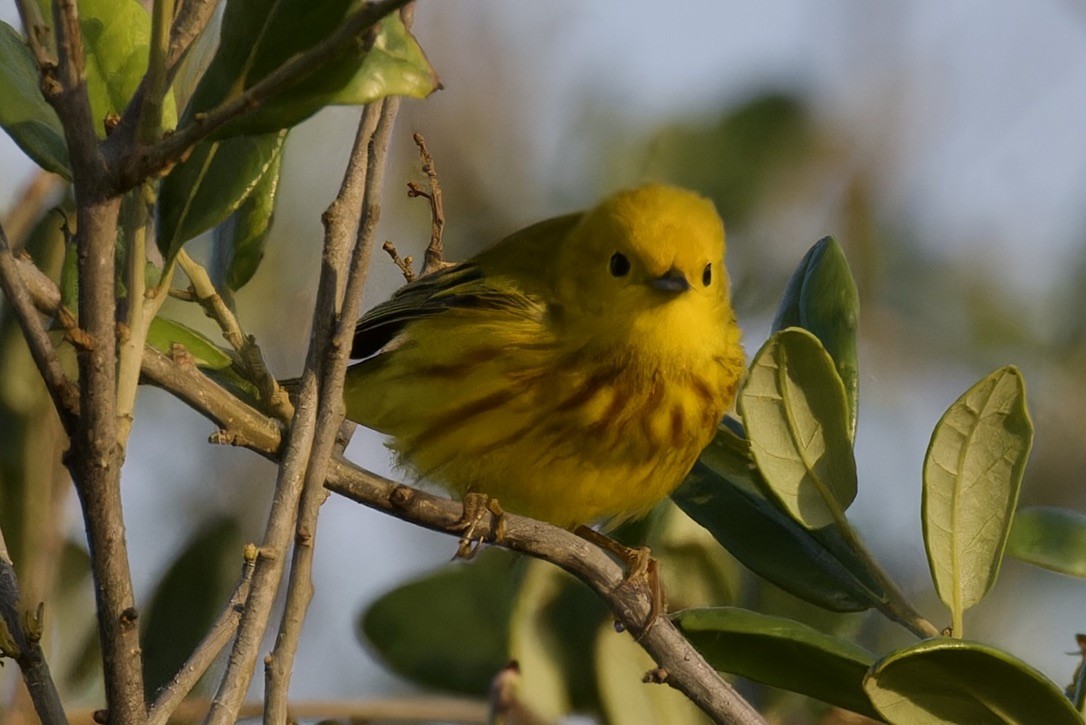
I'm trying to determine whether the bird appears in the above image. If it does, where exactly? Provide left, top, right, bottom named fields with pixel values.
left=344, top=183, right=745, bottom=533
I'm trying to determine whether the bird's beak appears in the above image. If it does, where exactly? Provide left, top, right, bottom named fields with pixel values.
left=649, top=268, right=690, bottom=293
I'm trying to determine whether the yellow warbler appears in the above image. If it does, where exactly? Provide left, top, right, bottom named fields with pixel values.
left=345, top=184, right=744, bottom=529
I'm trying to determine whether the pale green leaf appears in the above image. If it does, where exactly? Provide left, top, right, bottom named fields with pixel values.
left=771, top=237, right=860, bottom=440
left=674, top=607, right=878, bottom=718
left=596, top=620, right=710, bottom=725
left=738, top=327, right=857, bottom=529
left=508, top=560, right=574, bottom=720
left=864, top=639, right=1079, bottom=724
left=78, top=0, right=177, bottom=136
left=0, top=23, right=71, bottom=177
left=146, top=317, right=232, bottom=370
left=1006, top=506, right=1086, bottom=578
left=922, top=366, right=1033, bottom=628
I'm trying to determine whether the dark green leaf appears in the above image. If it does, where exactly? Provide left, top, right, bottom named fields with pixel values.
left=674, top=607, right=878, bottom=719
left=922, top=366, right=1033, bottom=630
left=676, top=431, right=884, bottom=612
left=1006, top=506, right=1086, bottom=578
left=213, top=143, right=284, bottom=291
left=864, top=639, right=1080, bottom=724
left=739, top=327, right=857, bottom=529
left=772, top=237, right=860, bottom=439
left=221, top=13, right=438, bottom=137
left=156, top=131, right=286, bottom=263
left=358, top=548, right=523, bottom=694
left=141, top=517, right=242, bottom=698
left=78, top=0, right=177, bottom=136
left=184, top=0, right=434, bottom=138
left=0, top=22, right=71, bottom=177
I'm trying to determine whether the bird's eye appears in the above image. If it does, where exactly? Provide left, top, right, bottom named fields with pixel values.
left=702, top=262, right=712, bottom=286
left=609, top=252, right=630, bottom=277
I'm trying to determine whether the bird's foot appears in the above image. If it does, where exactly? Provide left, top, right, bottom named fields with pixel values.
left=454, top=492, right=506, bottom=559
left=574, top=525, right=666, bottom=634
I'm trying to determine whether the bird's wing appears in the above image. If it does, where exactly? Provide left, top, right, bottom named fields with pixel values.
left=350, top=263, right=541, bottom=359
left=352, top=212, right=583, bottom=360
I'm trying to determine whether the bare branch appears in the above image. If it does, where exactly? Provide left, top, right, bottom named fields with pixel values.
left=408, top=132, right=448, bottom=275
left=118, top=0, right=411, bottom=189
left=0, top=533, right=68, bottom=725
left=146, top=552, right=255, bottom=725
left=0, top=223, right=79, bottom=432
left=177, top=251, right=292, bottom=420
left=266, top=94, right=401, bottom=719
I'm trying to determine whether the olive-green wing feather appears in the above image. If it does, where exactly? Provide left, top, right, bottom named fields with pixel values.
left=351, top=263, right=537, bottom=359
left=351, top=212, right=582, bottom=359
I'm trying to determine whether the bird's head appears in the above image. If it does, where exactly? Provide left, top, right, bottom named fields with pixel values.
left=557, top=184, right=731, bottom=347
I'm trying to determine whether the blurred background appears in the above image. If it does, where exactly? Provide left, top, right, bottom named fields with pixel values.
left=2, top=0, right=1086, bottom=720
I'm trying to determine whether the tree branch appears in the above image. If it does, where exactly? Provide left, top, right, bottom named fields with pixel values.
left=266, top=94, right=400, bottom=719
left=0, top=532, right=68, bottom=725
left=0, top=222, right=79, bottom=432
left=146, top=552, right=255, bottom=725
left=117, top=0, right=411, bottom=189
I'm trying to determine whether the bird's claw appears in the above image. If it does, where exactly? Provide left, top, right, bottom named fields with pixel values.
left=575, top=526, right=666, bottom=634
left=454, top=492, right=506, bottom=559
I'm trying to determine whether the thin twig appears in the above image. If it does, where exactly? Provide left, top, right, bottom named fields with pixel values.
left=408, top=132, right=448, bottom=276
left=196, top=100, right=383, bottom=717
left=177, top=250, right=292, bottom=420
left=137, top=0, right=176, bottom=142
left=265, top=95, right=401, bottom=721
left=0, top=531, right=69, bottom=725
left=77, top=696, right=489, bottom=724
left=381, top=241, right=416, bottom=282
left=14, top=0, right=55, bottom=66
left=146, top=552, right=255, bottom=725
left=0, top=223, right=79, bottom=431
left=118, top=0, right=411, bottom=190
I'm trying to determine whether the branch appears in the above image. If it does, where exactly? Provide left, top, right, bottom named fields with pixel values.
left=176, top=251, right=292, bottom=420
left=0, top=533, right=68, bottom=725
left=118, top=0, right=411, bottom=189
left=0, top=222, right=79, bottom=432
left=266, top=93, right=400, bottom=718
left=15, top=238, right=767, bottom=725
left=407, top=132, right=448, bottom=276
left=146, top=551, right=255, bottom=725
left=195, top=107, right=394, bottom=721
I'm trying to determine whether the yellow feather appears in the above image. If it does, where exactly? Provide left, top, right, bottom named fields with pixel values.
left=345, top=184, right=745, bottom=529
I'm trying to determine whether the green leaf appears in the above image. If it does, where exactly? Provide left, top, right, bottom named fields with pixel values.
left=1006, top=506, right=1086, bottom=578
left=78, top=0, right=177, bottom=136
left=922, top=366, right=1033, bottom=632
left=674, top=440, right=884, bottom=612
left=222, top=12, right=439, bottom=137
left=674, top=607, right=878, bottom=719
left=212, top=143, right=284, bottom=291
left=508, top=561, right=574, bottom=719
left=864, top=639, right=1080, bottom=724
left=595, top=620, right=709, bottom=725
left=738, top=327, right=858, bottom=529
left=184, top=0, right=435, bottom=138
left=358, top=548, right=522, bottom=694
left=0, top=23, right=71, bottom=177
left=141, top=518, right=242, bottom=699
left=772, top=237, right=860, bottom=440
left=156, top=131, right=286, bottom=263
left=146, top=317, right=233, bottom=370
